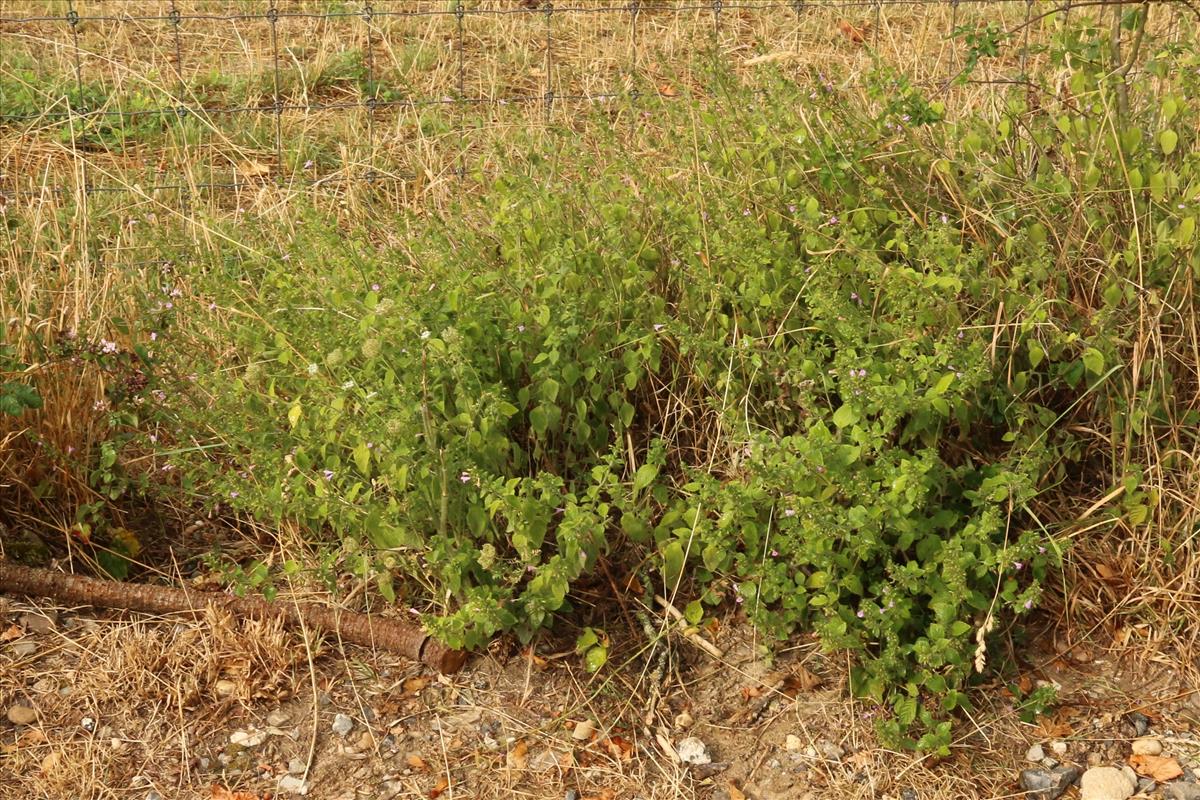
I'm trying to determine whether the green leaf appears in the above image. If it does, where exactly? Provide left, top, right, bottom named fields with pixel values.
left=1081, top=347, right=1105, bottom=376
left=633, top=463, right=659, bottom=494
left=287, top=403, right=302, bottom=428
left=584, top=645, right=607, bottom=672
left=353, top=442, right=371, bottom=475
left=684, top=600, right=704, bottom=625
left=932, top=373, right=955, bottom=396
left=832, top=404, right=859, bottom=428
left=1160, top=129, right=1178, bottom=156
left=575, top=627, right=599, bottom=653
left=662, top=541, right=685, bottom=588
left=1027, top=341, right=1044, bottom=369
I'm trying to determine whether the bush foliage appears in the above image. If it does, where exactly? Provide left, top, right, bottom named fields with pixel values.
left=145, top=17, right=1199, bottom=749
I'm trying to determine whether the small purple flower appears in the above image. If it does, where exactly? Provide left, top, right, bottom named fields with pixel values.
left=850, top=292, right=859, bottom=303
left=784, top=508, right=796, bottom=517
left=1038, top=546, right=1047, bottom=554
left=856, top=609, right=865, bottom=618
left=371, top=283, right=380, bottom=292
left=1013, top=561, right=1024, bottom=571
left=164, top=302, right=173, bottom=310
left=735, top=595, right=744, bottom=604
left=148, top=434, right=157, bottom=443
left=304, top=159, right=314, bottom=169
left=209, top=302, right=217, bottom=311
left=653, top=323, right=665, bottom=332
left=829, top=215, right=840, bottom=225
left=770, top=549, right=779, bottom=557
left=743, top=208, right=751, bottom=217
left=815, top=465, right=825, bottom=474
left=229, top=490, right=239, bottom=498
left=517, top=324, right=525, bottom=332
left=149, top=332, right=157, bottom=341
left=322, top=469, right=335, bottom=480
left=459, top=471, right=471, bottom=484
left=788, top=204, right=797, bottom=214
left=957, top=330, right=964, bottom=340
left=940, top=213, right=948, bottom=224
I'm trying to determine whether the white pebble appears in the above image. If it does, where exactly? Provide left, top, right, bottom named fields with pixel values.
left=331, top=714, right=354, bottom=737
left=1025, top=743, right=1045, bottom=762
left=1131, top=737, right=1162, bottom=756
left=785, top=734, right=803, bottom=752
left=676, top=737, right=712, bottom=766
left=277, top=775, right=309, bottom=795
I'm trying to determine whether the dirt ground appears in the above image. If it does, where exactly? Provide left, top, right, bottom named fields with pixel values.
left=4, top=587, right=1200, bottom=800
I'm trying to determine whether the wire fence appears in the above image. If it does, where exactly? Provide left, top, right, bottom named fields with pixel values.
left=0, top=0, right=1192, bottom=206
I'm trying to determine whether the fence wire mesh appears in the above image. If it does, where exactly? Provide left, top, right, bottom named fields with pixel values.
left=0, top=0, right=1192, bottom=208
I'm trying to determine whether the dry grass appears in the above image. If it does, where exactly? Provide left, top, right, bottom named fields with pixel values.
left=5, top=1, right=1200, bottom=795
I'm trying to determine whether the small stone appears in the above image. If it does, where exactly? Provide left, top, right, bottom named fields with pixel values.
left=564, top=791, right=580, bottom=800
left=901, top=791, right=918, bottom=800
left=1041, top=757, right=1060, bottom=769
left=1079, top=766, right=1135, bottom=800
left=10, top=641, right=38, bottom=657
left=1087, top=751, right=1104, bottom=767
left=674, top=711, right=694, bottom=730
left=677, top=737, right=712, bottom=766
left=1137, top=777, right=1156, bottom=794
left=571, top=720, right=595, bottom=741
left=288, top=758, right=307, bottom=775
left=214, top=680, right=237, bottom=697
left=1131, top=738, right=1163, bottom=756
left=817, top=740, right=844, bottom=761
left=1027, top=744, right=1046, bottom=762
left=7, top=705, right=36, bottom=725
left=266, top=709, right=291, bottom=727
left=18, top=613, right=55, bottom=635
left=1019, top=766, right=1082, bottom=800
left=1125, top=713, right=1151, bottom=737
left=229, top=729, right=267, bottom=748
left=277, top=775, right=309, bottom=795
left=1166, top=782, right=1200, bottom=800
left=689, top=761, right=730, bottom=780
left=354, top=730, right=373, bottom=751
left=1050, top=741, right=1068, bottom=757
left=146, top=792, right=163, bottom=800
left=785, top=734, right=803, bottom=752
left=331, top=714, right=354, bottom=737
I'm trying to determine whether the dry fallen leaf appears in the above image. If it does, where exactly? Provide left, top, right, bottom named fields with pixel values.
left=407, top=753, right=428, bottom=771
left=1033, top=711, right=1073, bottom=739
left=210, top=786, right=262, bottom=800
left=428, top=775, right=449, bottom=799
left=238, top=160, right=270, bottom=179
left=523, top=648, right=548, bottom=668
left=601, top=735, right=634, bottom=762
left=659, top=83, right=678, bottom=98
left=1, top=623, right=23, bottom=642
left=582, top=790, right=615, bottom=800
left=781, top=665, right=823, bottom=696
left=1130, top=754, right=1183, bottom=781
left=727, top=780, right=748, bottom=800
left=403, top=676, right=430, bottom=695
left=506, top=739, right=529, bottom=771
left=837, top=19, right=867, bottom=45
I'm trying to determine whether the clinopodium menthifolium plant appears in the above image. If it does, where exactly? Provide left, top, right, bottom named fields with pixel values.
left=147, top=18, right=1198, bottom=750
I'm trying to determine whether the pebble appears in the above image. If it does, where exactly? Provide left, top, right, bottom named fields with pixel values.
left=1125, top=712, right=1151, bottom=737
left=10, top=641, right=39, bottom=657
left=901, top=790, right=918, bottom=800
left=229, top=729, right=267, bottom=748
left=6, top=705, right=37, bottom=726
left=571, top=720, right=595, bottom=741
left=266, top=709, right=291, bottom=727
left=214, top=680, right=237, bottom=697
left=817, top=740, right=844, bottom=761
left=18, top=612, right=55, bottom=635
left=1166, top=783, right=1200, bottom=800
left=1079, top=766, right=1135, bottom=800
left=146, top=792, right=163, bottom=800
left=674, top=711, right=694, bottom=730
left=1026, top=744, right=1046, bottom=762
left=564, top=791, right=580, bottom=800
left=785, top=734, right=803, bottom=752
left=1050, top=741, right=1068, bottom=757
left=331, top=714, right=354, bottom=737
left=1131, top=737, right=1163, bottom=756
left=288, top=758, right=307, bottom=775
left=677, top=737, right=712, bottom=766
left=1019, top=766, right=1082, bottom=800
left=277, top=775, right=309, bottom=795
